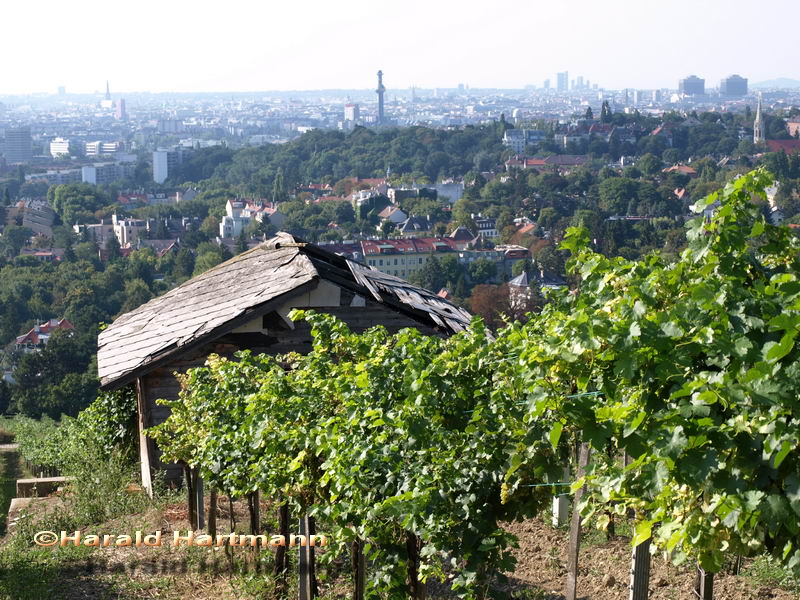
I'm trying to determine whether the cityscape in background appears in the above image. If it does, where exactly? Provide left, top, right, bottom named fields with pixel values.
left=1, top=71, right=799, bottom=184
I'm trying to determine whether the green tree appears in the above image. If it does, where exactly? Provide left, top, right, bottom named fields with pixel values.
left=235, top=231, right=248, bottom=254
left=600, top=100, right=612, bottom=123
left=534, top=245, right=565, bottom=275
left=173, top=248, right=195, bottom=279
left=121, top=278, right=153, bottom=313
left=598, top=177, right=640, bottom=214
left=0, top=226, right=32, bottom=257
left=272, top=167, right=288, bottom=203
left=105, top=235, right=122, bottom=261
left=512, top=259, right=532, bottom=277
left=193, top=250, right=224, bottom=276
left=467, top=257, right=497, bottom=284
left=410, top=255, right=443, bottom=291
left=637, top=153, right=663, bottom=176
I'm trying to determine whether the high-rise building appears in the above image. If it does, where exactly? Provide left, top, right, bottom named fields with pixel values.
left=3, top=127, right=33, bottom=164
left=153, top=148, right=188, bottom=184
left=50, top=137, right=70, bottom=158
left=157, top=119, right=185, bottom=134
left=556, top=72, right=569, bottom=92
left=376, top=70, right=386, bottom=124
left=543, top=79, right=550, bottom=90
left=115, top=98, right=127, bottom=120
left=679, top=75, right=705, bottom=95
left=344, top=103, right=360, bottom=122
left=720, top=74, right=748, bottom=96
left=577, top=76, right=584, bottom=89
left=82, top=163, right=131, bottom=185
left=754, top=93, right=765, bottom=144
left=57, top=86, right=66, bottom=96
left=86, top=141, right=120, bottom=156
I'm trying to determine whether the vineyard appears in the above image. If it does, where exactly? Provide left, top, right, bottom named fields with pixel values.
left=143, top=169, right=800, bottom=599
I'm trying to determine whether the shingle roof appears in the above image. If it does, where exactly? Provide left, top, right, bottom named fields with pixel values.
left=98, top=233, right=472, bottom=389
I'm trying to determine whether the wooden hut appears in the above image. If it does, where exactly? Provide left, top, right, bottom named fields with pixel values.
left=97, top=233, right=472, bottom=494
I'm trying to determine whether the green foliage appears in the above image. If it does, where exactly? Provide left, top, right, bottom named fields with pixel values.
left=0, top=226, right=32, bottom=258
left=48, top=183, right=111, bottom=224
left=508, top=168, right=800, bottom=573
left=150, top=313, right=561, bottom=598
left=2, top=386, right=137, bottom=473
left=467, top=257, right=497, bottom=284
left=10, top=329, right=97, bottom=418
left=146, top=169, right=800, bottom=594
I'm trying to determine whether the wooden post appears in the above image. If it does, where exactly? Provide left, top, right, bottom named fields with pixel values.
left=207, top=489, right=218, bottom=539
left=565, top=442, right=590, bottom=600
left=247, top=491, right=261, bottom=536
left=184, top=463, right=196, bottom=529
left=298, top=514, right=318, bottom=600
left=274, top=504, right=290, bottom=598
left=731, top=555, right=742, bottom=576
left=694, top=565, right=714, bottom=599
left=629, top=538, right=651, bottom=600
left=194, top=470, right=205, bottom=530
left=228, top=494, right=237, bottom=532
left=406, top=532, right=426, bottom=599
left=351, top=539, right=365, bottom=600
left=135, top=378, right=154, bottom=497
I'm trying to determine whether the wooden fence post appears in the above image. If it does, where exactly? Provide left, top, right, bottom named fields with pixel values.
left=194, top=470, right=204, bottom=530
left=274, top=503, right=290, bottom=598
left=351, top=539, right=365, bottom=600
left=694, top=565, right=714, bottom=599
left=298, top=514, right=318, bottom=599
left=207, top=489, right=218, bottom=538
left=565, top=442, right=591, bottom=600
left=184, top=464, right=196, bottom=529
left=406, top=532, right=426, bottom=599
left=629, top=538, right=651, bottom=600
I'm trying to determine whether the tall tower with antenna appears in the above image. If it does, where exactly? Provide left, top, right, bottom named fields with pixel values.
left=753, top=93, right=765, bottom=144
left=376, top=70, right=386, bottom=125
left=105, top=81, right=111, bottom=101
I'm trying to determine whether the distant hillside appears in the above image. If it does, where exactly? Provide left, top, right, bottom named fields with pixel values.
left=751, top=78, right=800, bottom=89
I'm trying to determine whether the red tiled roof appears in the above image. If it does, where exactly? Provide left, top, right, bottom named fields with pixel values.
left=766, top=140, right=800, bottom=154
left=361, top=237, right=460, bottom=255
left=525, top=158, right=548, bottom=167
left=15, top=318, right=74, bottom=346
left=664, top=165, right=697, bottom=176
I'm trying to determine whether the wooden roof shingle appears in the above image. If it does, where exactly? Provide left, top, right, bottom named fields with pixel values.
left=98, top=233, right=472, bottom=389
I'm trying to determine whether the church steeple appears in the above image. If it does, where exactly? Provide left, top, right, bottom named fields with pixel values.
left=754, top=92, right=765, bottom=144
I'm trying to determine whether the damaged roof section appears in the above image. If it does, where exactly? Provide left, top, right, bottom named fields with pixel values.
left=98, top=232, right=473, bottom=390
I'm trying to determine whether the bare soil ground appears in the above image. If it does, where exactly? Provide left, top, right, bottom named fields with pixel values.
left=3, top=495, right=798, bottom=599
left=500, top=518, right=798, bottom=600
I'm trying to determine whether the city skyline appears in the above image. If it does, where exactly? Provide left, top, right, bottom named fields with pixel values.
left=1, top=0, right=797, bottom=95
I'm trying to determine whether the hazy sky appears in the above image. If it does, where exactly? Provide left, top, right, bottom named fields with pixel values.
left=2, top=0, right=797, bottom=94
